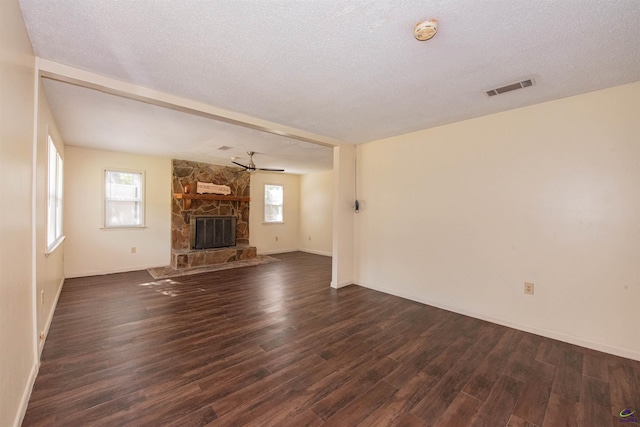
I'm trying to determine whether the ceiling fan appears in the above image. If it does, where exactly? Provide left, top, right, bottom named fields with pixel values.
left=232, top=151, right=284, bottom=172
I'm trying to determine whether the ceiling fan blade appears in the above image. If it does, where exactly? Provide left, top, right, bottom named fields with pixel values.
left=232, top=154, right=283, bottom=172
left=257, top=167, right=285, bottom=172
left=231, top=161, right=249, bottom=169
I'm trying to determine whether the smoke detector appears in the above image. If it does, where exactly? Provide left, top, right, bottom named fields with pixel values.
left=414, top=20, right=438, bottom=41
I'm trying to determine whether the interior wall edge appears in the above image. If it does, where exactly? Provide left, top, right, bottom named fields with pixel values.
left=13, top=363, right=38, bottom=427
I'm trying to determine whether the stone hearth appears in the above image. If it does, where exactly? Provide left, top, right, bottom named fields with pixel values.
left=171, top=246, right=257, bottom=269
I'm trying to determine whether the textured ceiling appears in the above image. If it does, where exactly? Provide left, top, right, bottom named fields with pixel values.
left=42, top=79, right=333, bottom=174
left=19, top=0, right=640, bottom=173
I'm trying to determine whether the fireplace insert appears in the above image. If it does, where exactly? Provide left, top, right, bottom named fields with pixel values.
left=191, top=215, right=236, bottom=249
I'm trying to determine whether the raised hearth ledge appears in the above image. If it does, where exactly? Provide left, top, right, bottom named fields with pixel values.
left=171, top=245, right=257, bottom=269
left=148, top=255, right=281, bottom=279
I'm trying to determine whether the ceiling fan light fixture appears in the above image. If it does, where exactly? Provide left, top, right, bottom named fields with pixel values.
left=414, top=19, right=438, bottom=41
left=231, top=151, right=284, bottom=173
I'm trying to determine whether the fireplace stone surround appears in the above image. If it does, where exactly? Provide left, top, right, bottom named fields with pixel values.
left=170, top=159, right=257, bottom=269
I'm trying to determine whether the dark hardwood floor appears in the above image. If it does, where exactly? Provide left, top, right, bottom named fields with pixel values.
left=23, top=252, right=639, bottom=426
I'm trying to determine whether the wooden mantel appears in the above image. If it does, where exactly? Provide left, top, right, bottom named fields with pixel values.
left=173, top=193, right=251, bottom=210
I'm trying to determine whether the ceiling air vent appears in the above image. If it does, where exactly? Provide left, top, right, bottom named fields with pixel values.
left=486, top=79, right=535, bottom=97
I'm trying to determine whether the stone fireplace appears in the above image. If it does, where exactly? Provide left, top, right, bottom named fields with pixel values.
left=170, top=159, right=257, bottom=269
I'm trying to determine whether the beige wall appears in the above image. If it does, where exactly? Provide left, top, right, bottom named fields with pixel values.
left=249, top=172, right=300, bottom=254
left=332, top=145, right=356, bottom=288
left=64, top=147, right=172, bottom=277
left=64, top=154, right=330, bottom=274
left=0, top=0, right=37, bottom=425
left=355, top=82, right=640, bottom=360
left=299, top=170, right=333, bottom=256
left=34, top=79, right=65, bottom=355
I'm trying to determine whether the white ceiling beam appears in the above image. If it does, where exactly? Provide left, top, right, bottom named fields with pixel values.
left=37, top=58, right=342, bottom=148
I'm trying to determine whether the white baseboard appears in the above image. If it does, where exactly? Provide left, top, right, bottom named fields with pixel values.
left=259, top=248, right=332, bottom=257
left=257, top=249, right=299, bottom=256
left=331, top=280, right=353, bottom=289
left=356, top=281, right=640, bottom=362
left=14, top=362, right=38, bottom=427
left=299, top=248, right=332, bottom=257
left=39, top=276, right=64, bottom=355
left=65, top=263, right=168, bottom=278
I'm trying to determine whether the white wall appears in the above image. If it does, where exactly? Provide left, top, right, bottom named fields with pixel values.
left=0, top=1, right=38, bottom=425
left=299, top=170, right=333, bottom=256
left=34, top=79, right=65, bottom=355
left=249, top=172, right=300, bottom=254
left=64, top=147, right=172, bottom=277
left=355, top=82, right=640, bottom=360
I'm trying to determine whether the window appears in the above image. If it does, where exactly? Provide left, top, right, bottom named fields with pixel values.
left=264, top=184, right=283, bottom=223
left=47, top=136, right=64, bottom=250
left=104, top=170, right=145, bottom=228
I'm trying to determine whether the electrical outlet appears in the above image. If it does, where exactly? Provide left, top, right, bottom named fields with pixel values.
left=524, top=282, right=534, bottom=295
left=131, top=247, right=137, bottom=254
left=40, top=290, right=44, bottom=305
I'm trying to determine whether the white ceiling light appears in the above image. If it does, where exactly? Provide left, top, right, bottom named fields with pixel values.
left=414, top=20, right=438, bottom=41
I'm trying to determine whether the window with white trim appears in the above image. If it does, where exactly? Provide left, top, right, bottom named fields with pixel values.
left=264, top=184, right=283, bottom=223
left=47, top=136, right=64, bottom=250
left=104, top=170, right=145, bottom=228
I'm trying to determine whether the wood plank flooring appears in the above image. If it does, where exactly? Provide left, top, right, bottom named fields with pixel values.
left=23, top=252, right=640, bottom=426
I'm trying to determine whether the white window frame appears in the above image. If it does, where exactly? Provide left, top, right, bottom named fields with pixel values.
left=103, top=169, right=146, bottom=229
left=263, top=184, right=284, bottom=224
left=46, top=135, right=64, bottom=253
